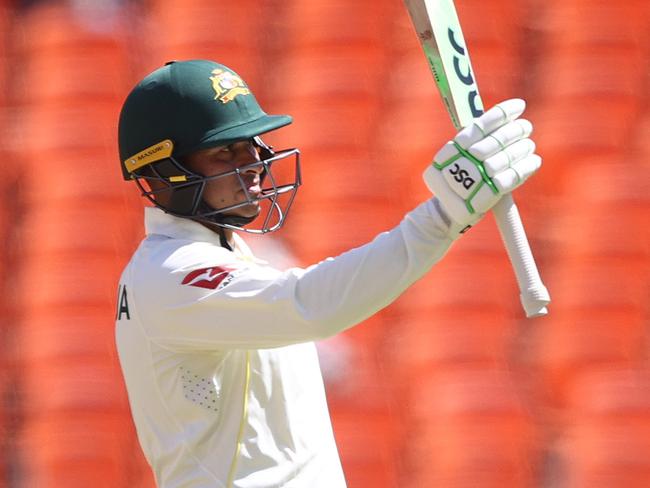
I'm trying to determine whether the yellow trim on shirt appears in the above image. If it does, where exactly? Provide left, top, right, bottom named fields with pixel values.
left=227, top=351, right=251, bottom=487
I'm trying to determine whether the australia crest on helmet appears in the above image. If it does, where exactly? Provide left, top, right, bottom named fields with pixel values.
left=210, top=68, right=251, bottom=103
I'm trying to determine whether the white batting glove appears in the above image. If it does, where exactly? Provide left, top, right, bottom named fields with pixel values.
left=424, top=99, right=542, bottom=232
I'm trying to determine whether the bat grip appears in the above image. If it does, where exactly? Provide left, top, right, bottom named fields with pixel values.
left=492, top=194, right=550, bottom=318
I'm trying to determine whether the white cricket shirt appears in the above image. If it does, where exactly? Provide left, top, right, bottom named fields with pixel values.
left=115, top=199, right=456, bottom=487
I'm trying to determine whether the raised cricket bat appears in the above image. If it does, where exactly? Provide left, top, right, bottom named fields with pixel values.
left=404, top=0, right=550, bottom=317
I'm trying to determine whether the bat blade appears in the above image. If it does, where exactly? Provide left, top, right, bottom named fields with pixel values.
left=404, top=0, right=551, bottom=317
left=404, top=0, right=484, bottom=129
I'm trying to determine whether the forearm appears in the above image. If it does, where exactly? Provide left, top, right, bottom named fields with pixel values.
left=294, top=198, right=456, bottom=335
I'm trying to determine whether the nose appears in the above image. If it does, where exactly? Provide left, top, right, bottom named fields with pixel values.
left=237, top=151, right=263, bottom=176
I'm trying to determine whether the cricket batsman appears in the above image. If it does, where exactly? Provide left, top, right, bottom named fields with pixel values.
left=115, top=60, right=541, bottom=487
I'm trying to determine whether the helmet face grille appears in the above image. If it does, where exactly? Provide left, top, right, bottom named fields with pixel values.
left=133, top=147, right=301, bottom=234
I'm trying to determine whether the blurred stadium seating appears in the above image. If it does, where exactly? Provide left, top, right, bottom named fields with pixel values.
left=0, top=0, right=648, bottom=486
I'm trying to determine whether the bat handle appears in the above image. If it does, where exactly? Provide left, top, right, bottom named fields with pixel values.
left=491, top=194, right=550, bottom=318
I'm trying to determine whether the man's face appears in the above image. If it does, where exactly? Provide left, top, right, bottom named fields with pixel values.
left=183, top=140, right=263, bottom=219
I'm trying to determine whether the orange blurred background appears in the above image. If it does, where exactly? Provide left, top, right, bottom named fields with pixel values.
left=0, top=0, right=649, bottom=487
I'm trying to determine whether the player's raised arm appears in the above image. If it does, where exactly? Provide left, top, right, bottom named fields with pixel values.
left=128, top=197, right=455, bottom=350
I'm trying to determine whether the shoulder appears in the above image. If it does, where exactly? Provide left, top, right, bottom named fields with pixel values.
left=131, top=234, right=247, bottom=290
left=142, top=234, right=234, bottom=267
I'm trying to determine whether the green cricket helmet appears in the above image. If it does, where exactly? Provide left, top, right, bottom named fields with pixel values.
left=118, top=59, right=301, bottom=233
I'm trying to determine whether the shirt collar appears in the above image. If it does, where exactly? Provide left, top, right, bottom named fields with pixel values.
left=144, top=207, right=259, bottom=262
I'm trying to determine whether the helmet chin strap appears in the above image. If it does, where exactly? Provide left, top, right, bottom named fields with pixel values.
left=217, top=225, right=232, bottom=251
left=195, top=199, right=259, bottom=228
left=190, top=201, right=253, bottom=251
left=215, top=212, right=259, bottom=227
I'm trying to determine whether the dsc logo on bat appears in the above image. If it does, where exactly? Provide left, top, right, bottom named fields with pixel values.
left=447, top=27, right=483, bottom=118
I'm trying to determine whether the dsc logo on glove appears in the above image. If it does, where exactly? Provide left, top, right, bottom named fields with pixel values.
left=448, top=163, right=476, bottom=190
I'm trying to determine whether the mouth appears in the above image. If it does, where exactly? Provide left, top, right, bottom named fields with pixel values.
left=240, top=178, right=262, bottom=199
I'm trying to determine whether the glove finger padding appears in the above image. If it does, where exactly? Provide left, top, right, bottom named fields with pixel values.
left=468, top=119, right=532, bottom=160
left=483, top=138, right=536, bottom=177
left=492, top=154, right=542, bottom=192
left=424, top=98, right=542, bottom=230
left=454, top=99, right=526, bottom=149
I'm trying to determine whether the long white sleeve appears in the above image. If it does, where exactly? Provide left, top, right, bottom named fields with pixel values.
left=129, top=199, right=456, bottom=350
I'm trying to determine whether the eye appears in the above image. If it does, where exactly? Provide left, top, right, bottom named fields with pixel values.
left=208, top=146, right=233, bottom=161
